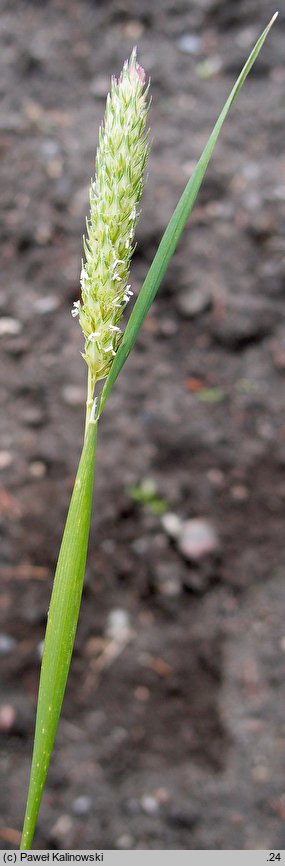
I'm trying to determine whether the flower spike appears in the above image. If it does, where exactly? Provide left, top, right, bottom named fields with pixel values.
left=73, top=49, right=150, bottom=382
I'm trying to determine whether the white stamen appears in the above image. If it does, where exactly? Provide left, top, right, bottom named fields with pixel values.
left=71, top=301, right=81, bottom=317
left=104, top=344, right=116, bottom=356
left=123, top=287, right=134, bottom=303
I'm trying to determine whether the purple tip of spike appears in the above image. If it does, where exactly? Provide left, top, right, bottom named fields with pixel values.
left=136, top=62, right=146, bottom=86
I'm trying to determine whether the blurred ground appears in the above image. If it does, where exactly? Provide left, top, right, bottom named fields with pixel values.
left=0, top=0, right=285, bottom=851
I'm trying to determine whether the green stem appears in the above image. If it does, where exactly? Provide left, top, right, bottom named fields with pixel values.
left=21, top=419, right=97, bottom=849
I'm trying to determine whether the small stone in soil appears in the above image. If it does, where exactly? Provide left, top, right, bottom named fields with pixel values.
left=0, top=633, right=17, bottom=655
left=161, top=511, right=182, bottom=539
left=134, top=686, right=150, bottom=702
left=207, top=468, right=225, bottom=487
left=141, top=794, right=159, bottom=815
left=33, top=295, right=60, bottom=314
left=0, top=451, right=13, bottom=469
left=29, top=461, right=47, bottom=478
left=50, top=815, right=73, bottom=843
left=177, top=518, right=219, bottom=561
left=177, top=33, right=201, bottom=54
left=177, top=287, right=212, bottom=318
left=0, top=704, right=16, bottom=732
left=72, top=795, right=92, bottom=816
left=62, top=385, right=85, bottom=406
left=116, top=834, right=134, bottom=849
left=230, top=484, right=249, bottom=501
left=0, top=317, right=22, bottom=336
left=105, top=609, right=130, bottom=641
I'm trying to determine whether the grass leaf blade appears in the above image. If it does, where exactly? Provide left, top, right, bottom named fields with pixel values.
left=99, top=13, right=277, bottom=416
left=21, top=422, right=97, bottom=850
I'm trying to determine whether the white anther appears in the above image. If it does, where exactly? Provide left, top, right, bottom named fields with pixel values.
left=71, top=301, right=81, bottom=317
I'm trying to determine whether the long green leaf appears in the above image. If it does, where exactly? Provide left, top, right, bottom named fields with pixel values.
left=21, top=422, right=97, bottom=850
left=99, top=13, right=277, bottom=416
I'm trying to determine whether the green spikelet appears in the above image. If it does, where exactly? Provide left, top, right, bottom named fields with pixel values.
left=72, top=48, right=150, bottom=381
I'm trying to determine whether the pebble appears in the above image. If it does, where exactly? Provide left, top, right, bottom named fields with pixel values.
left=41, top=139, right=61, bottom=159
left=62, top=385, right=85, bottom=406
left=177, top=287, right=211, bottom=318
left=141, top=794, right=159, bottom=815
left=177, top=518, right=219, bottom=561
left=161, top=512, right=182, bottom=539
left=33, top=295, right=60, bottom=314
left=0, top=633, right=16, bottom=655
left=0, top=317, right=22, bottom=336
left=124, top=20, right=144, bottom=40
left=0, top=704, right=16, bottom=732
left=0, top=451, right=13, bottom=469
left=134, top=686, right=150, bottom=702
left=116, top=834, right=134, bottom=849
left=35, top=221, right=53, bottom=244
left=230, top=484, right=249, bottom=502
left=105, top=609, right=130, bottom=642
left=177, top=33, right=201, bottom=55
left=72, top=795, right=92, bottom=816
left=207, top=468, right=225, bottom=487
left=29, top=461, right=47, bottom=478
left=50, top=815, right=73, bottom=842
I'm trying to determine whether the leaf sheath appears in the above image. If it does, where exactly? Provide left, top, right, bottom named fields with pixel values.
left=21, top=422, right=97, bottom=850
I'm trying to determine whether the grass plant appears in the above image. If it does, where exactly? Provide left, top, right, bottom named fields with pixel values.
left=21, top=15, right=277, bottom=849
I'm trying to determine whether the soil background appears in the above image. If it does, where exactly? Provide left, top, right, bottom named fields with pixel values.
left=1, top=0, right=285, bottom=851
